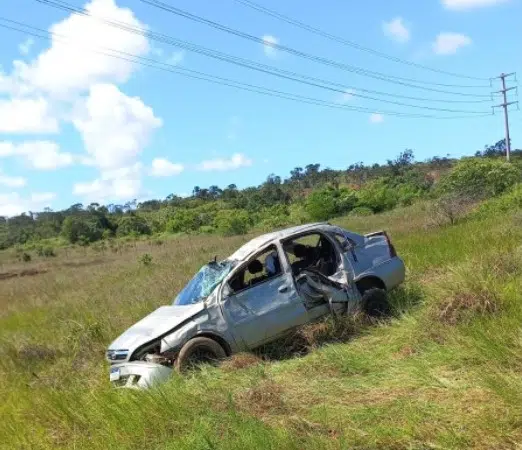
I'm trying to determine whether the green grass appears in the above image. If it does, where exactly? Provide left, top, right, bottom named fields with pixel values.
left=1, top=203, right=522, bottom=449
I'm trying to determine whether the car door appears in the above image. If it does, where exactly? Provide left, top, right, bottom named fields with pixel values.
left=221, top=244, right=308, bottom=349
left=282, top=231, right=360, bottom=321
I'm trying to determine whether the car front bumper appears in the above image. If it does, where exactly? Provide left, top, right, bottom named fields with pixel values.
left=109, top=361, right=173, bottom=389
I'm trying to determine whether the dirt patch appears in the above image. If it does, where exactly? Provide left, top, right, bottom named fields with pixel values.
left=0, top=268, right=48, bottom=281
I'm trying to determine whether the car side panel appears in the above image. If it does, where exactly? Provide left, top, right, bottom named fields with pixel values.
left=355, top=257, right=406, bottom=290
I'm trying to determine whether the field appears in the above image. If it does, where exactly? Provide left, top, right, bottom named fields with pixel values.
left=1, top=202, right=522, bottom=450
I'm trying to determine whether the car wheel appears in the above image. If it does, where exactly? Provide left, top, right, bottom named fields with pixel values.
left=361, top=288, right=391, bottom=318
left=175, top=337, right=227, bottom=372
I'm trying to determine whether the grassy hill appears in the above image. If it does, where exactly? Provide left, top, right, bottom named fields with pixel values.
left=1, top=199, right=522, bottom=449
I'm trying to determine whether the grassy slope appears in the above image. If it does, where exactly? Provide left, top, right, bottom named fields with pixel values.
left=1, top=203, right=522, bottom=450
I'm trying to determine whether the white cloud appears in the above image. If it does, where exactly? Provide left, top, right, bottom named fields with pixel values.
left=198, top=153, right=252, bottom=171
left=0, top=141, right=73, bottom=170
left=2, top=0, right=149, bottom=98
left=337, top=89, right=355, bottom=104
left=19, top=38, right=34, bottom=56
left=370, top=113, right=384, bottom=124
left=167, top=50, right=185, bottom=66
left=0, top=173, right=26, bottom=188
left=150, top=158, right=184, bottom=177
left=432, top=32, right=472, bottom=55
left=73, top=83, right=162, bottom=170
left=442, top=0, right=510, bottom=9
left=0, top=191, right=56, bottom=217
left=0, top=97, right=58, bottom=133
left=74, top=162, right=143, bottom=202
left=31, top=192, right=56, bottom=203
left=262, top=35, right=279, bottom=57
left=382, top=18, right=410, bottom=43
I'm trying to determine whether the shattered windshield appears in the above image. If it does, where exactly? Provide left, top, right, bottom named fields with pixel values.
left=173, top=260, right=235, bottom=306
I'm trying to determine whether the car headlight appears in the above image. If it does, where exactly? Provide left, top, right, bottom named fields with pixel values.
left=106, top=349, right=129, bottom=361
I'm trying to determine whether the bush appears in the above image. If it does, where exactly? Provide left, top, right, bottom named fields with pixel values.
left=61, top=216, right=104, bottom=244
left=166, top=210, right=201, bottom=233
left=336, top=188, right=358, bottom=214
left=429, top=194, right=474, bottom=226
left=116, top=215, right=151, bottom=237
left=20, top=252, right=31, bottom=262
left=214, top=209, right=251, bottom=236
left=305, top=188, right=338, bottom=221
left=139, top=253, right=153, bottom=266
left=475, top=183, right=522, bottom=217
left=288, top=203, right=310, bottom=225
left=257, top=205, right=291, bottom=231
left=356, top=179, right=399, bottom=213
left=36, top=245, right=56, bottom=258
left=438, top=158, right=520, bottom=199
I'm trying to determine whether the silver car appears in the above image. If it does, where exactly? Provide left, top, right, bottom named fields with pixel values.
left=107, top=223, right=405, bottom=388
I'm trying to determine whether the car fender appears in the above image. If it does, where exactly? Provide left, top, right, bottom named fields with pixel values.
left=160, top=306, right=238, bottom=355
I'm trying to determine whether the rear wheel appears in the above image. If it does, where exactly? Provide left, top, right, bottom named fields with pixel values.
left=175, top=337, right=227, bottom=372
left=360, top=287, right=391, bottom=318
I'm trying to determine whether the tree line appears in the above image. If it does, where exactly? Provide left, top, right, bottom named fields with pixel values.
left=1, top=140, right=520, bottom=251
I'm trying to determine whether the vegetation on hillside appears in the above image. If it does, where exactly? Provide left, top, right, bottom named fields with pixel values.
left=2, top=140, right=520, bottom=253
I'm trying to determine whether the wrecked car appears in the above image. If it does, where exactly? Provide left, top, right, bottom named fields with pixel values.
left=107, top=223, right=405, bottom=388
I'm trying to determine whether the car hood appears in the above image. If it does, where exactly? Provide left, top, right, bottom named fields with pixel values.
left=108, top=303, right=205, bottom=359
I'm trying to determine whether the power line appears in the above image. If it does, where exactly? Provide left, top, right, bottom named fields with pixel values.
left=0, top=17, right=493, bottom=120
left=234, top=0, right=489, bottom=82
left=32, top=0, right=495, bottom=112
left=136, top=0, right=493, bottom=91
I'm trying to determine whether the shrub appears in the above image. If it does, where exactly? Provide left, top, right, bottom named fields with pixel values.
left=139, top=253, right=153, bottom=266
left=336, top=188, right=358, bottom=214
left=429, top=194, right=475, bottom=226
left=61, top=216, right=104, bottom=244
left=36, top=245, right=56, bottom=258
left=116, top=215, right=151, bottom=237
left=356, top=179, right=399, bottom=213
left=438, top=158, right=520, bottom=199
left=214, top=209, right=251, bottom=236
left=257, top=205, right=291, bottom=231
left=166, top=210, right=201, bottom=233
left=475, top=183, right=522, bottom=217
left=305, top=188, right=338, bottom=221
left=20, top=252, right=31, bottom=262
left=288, top=203, right=310, bottom=225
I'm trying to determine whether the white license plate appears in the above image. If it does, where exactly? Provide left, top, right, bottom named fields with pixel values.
left=110, top=368, right=120, bottom=382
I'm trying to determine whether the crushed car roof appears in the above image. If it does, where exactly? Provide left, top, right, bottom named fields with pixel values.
left=227, top=222, right=337, bottom=262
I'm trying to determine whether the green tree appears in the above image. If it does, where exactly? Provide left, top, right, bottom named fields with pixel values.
left=116, top=214, right=151, bottom=237
left=305, top=188, right=338, bottom=221
left=214, top=210, right=251, bottom=236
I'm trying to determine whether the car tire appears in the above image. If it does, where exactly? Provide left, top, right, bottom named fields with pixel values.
left=361, top=288, right=391, bottom=318
left=175, top=337, right=227, bottom=372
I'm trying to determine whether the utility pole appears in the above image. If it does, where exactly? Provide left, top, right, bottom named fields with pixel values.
left=493, top=73, right=518, bottom=162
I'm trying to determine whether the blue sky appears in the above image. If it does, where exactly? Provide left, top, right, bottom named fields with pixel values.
left=0, top=0, right=520, bottom=215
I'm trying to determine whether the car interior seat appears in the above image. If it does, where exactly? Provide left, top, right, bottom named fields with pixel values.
left=247, top=259, right=266, bottom=286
